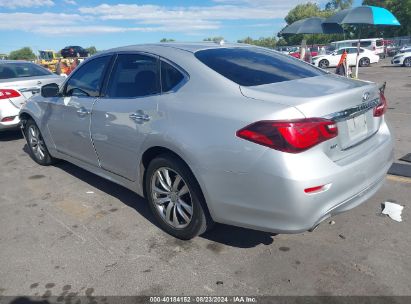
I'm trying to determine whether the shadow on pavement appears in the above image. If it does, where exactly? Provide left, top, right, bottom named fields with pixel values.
left=53, top=160, right=157, bottom=226
left=202, top=223, right=276, bottom=248
left=7, top=297, right=49, bottom=304
left=21, top=145, right=278, bottom=248
left=0, top=130, right=23, bottom=141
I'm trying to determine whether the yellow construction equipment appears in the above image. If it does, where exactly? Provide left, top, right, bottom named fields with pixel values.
left=37, top=50, right=87, bottom=75
left=37, top=50, right=59, bottom=73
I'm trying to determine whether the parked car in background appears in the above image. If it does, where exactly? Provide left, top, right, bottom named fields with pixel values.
left=0, top=61, right=64, bottom=130
left=289, top=49, right=319, bottom=59
left=60, top=46, right=89, bottom=58
left=385, top=43, right=401, bottom=57
left=331, top=38, right=385, bottom=58
left=399, top=45, right=410, bottom=52
left=312, top=47, right=380, bottom=68
left=391, top=50, right=411, bottom=67
left=275, top=46, right=292, bottom=54
left=20, top=43, right=392, bottom=239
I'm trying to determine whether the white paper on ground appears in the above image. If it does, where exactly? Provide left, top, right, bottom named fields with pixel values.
left=382, top=202, right=404, bottom=222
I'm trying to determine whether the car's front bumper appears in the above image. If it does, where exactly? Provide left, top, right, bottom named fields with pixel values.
left=200, top=121, right=393, bottom=233
left=391, top=58, right=403, bottom=65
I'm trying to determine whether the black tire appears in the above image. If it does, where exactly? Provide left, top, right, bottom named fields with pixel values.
left=403, top=57, right=411, bottom=67
left=359, top=57, right=370, bottom=67
left=24, top=119, right=55, bottom=166
left=318, top=59, right=329, bottom=69
left=145, top=154, right=213, bottom=239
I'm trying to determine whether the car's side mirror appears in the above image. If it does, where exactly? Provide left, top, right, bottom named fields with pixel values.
left=41, top=83, right=60, bottom=98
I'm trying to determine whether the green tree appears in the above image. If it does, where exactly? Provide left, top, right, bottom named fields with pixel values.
left=203, top=36, right=225, bottom=43
left=326, top=0, right=353, bottom=10
left=362, top=0, right=411, bottom=37
left=8, top=47, right=36, bottom=60
left=237, top=36, right=277, bottom=49
left=86, top=46, right=98, bottom=55
left=280, top=2, right=344, bottom=45
left=160, top=38, right=175, bottom=42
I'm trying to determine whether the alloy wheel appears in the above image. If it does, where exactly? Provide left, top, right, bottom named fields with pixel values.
left=360, top=58, right=370, bottom=67
left=319, top=60, right=329, bottom=69
left=28, top=125, right=46, bottom=161
left=404, top=58, right=411, bottom=67
left=151, top=167, right=193, bottom=229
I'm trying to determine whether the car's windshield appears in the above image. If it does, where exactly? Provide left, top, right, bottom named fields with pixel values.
left=195, top=47, right=325, bottom=87
left=0, top=62, right=52, bottom=80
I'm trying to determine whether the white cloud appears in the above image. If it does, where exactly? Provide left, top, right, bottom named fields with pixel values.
left=0, top=12, right=217, bottom=35
left=0, top=0, right=54, bottom=8
left=34, top=26, right=156, bottom=35
left=0, top=13, right=84, bottom=31
left=0, top=1, right=329, bottom=36
left=63, top=0, right=76, bottom=5
left=79, top=3, right=293, bottom=22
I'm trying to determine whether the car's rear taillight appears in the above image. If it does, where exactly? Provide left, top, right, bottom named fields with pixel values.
left=236, top=118, right=338, bottom=153
left=374, top=91, right=387, bottom=117
left=0, top=89, right=21, bottom=100
left=1, top=116, right=16, bottom=122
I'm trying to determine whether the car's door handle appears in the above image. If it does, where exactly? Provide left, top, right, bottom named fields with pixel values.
left=76, top=107, right=90, bottom=116
left=129, top=111, right=150, bottom=122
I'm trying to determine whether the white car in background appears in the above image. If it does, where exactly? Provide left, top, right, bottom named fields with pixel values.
left=391, top=50, right=411, bottom=67
left=331, top=38, right=385, bottom=58
left=0, top=61, right=64, bottom=131
left=312, top=47, right=380, bottom=69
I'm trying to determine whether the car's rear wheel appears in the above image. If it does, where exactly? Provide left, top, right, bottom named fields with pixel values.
left=403, top=57, right=411, bottom=67
left=145, top=154, right=213, bottom=239
left=318, top=59, right=329, bottom=69
left=25, top=119, right=55, bottom=166
left=359, top=57, right=370, bottom=67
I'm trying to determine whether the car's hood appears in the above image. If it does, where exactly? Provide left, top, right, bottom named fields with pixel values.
left=312, top=55, right=328, bottom=61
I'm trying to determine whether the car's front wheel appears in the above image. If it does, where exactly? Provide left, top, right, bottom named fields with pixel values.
left=403, top=57, right=411, bottom=67
left=359, top=57, right=370, bottom=67
left=25, top=119, right=55, bottom=166
left=318, top=59, right=329, bottom=69
left=145, top=154, right=213, bottom=239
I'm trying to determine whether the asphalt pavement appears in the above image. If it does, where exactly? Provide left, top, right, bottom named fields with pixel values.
left=0, top=58, right=410, bottom=298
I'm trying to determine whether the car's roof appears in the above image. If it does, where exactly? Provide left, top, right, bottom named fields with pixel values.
left=101, top=42, right=254, bottom=56
left=0, top=60, right=32, bottom=64
left=332, top=38, right=383, bottom=43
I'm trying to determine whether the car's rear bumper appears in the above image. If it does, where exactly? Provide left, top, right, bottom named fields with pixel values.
left=0, top=101, right=20, bottom=131
left=200, top=121, right=393, bottom=233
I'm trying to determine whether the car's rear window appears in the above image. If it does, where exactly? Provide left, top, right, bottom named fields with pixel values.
left=195, top=48, right=325, bottom=87
left=0, top=63, right=51, bottom=80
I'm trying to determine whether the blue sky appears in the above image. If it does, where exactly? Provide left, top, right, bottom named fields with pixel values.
left=0, top=0, right=362, bottom=54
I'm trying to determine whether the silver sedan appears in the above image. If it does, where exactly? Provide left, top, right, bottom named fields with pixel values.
left=19, top=43, right=393, bottom=239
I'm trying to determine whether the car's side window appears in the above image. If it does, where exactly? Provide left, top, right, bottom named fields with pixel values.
left=161, top=60, right=184, bottom=93
left=64, top=56, right=111, bottom=97
left=106, top=54, right=160, bottom=98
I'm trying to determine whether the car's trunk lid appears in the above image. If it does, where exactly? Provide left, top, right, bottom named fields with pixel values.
left=240, top=74, right=382, bottom=152
left=0, top=75, right=62, bottom=108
